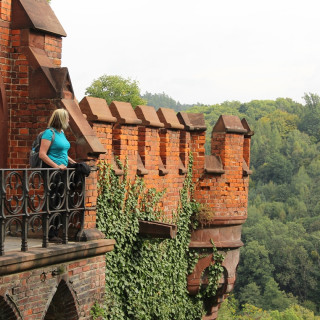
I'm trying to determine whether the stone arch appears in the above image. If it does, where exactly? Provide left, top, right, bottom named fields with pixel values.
left=43, top=280, right=79, bottom=320
left=0, top=73, right=8, bottom=168
left=0, top=294, right=22, bottom=320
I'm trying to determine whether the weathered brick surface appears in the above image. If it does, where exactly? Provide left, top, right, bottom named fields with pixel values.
left=0, top=255, right=106, bottom=319
left=84, top=112, right=251, bottom=220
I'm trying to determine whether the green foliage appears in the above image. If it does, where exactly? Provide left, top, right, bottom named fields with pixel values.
left=299, top=93, right=320, bottom=142
left=219, top=297, right=320, bottom=320
left=141, top=91, right=206, bottom=112
left=92, top=156, right=224, bottom=319
left=142, top=91, right=180, bottom=111
left=200, top=242, right=225, bottom=299
left=85, top=75, right=146, bottom=108
left=218, top=294, right=238, bottom=319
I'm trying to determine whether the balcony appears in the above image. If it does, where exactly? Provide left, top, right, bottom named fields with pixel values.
left=0, top=168, right=85, bottom=256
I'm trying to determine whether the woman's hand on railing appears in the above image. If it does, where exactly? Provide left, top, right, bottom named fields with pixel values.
left=57, top=164, right=67, bottom=170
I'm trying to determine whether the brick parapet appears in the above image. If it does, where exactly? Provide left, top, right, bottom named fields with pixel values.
left=112, top=123, right=139, bottom=176
left=138, top=126, right=160, bottom=175
left=191, top=122, right=249, bottom=219
left=243, top=136, right=251, bottom=167
left=0, top=255, right=106, bottom=319
left=91, top=123, right=113, bottom=162
left=189, top=130, right=206, bottom=181
left=85, top=105, right=252, bottom=220
left=179, top=130, right=190, bottom=168
left=158, top=129, right=184, bottom=218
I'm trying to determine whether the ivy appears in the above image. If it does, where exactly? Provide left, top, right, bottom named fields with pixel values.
left=200, top=241, right=225, bottom=299
left=92, top=155, right=224, bottom=319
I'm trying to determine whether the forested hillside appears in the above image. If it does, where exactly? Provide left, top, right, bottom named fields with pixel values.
left=142, top=91, right=203, bottom=112
left=187, top=94, right=320, bottom=316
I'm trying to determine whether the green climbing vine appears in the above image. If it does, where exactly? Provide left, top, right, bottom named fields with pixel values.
left=201, top=241, right=225, bottom=299
left=92, top=155, right=225, bottom=320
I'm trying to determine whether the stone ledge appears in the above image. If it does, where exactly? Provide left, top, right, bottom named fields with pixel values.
left=138, top=220, right=177, bottom=239
left=189, top=240, right=244, bottom=249
left=0, top=239, right=115, bottom=276
left=197, top=216, right=247, bottom=226
left=177, top=112, right=207, bottom=131
left=212, top=115, right=247, bottom=134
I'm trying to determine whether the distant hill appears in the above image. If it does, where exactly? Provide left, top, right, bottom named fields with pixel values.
left=142, top=91, right=203, bottom=112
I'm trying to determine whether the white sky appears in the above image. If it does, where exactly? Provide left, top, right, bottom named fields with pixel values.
left=51, top=0, right=320, bottom=105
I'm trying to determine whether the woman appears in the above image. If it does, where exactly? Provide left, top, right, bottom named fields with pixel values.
left=39, top=108, right=76, bottom=168
left=39, top=109, right=76, bottom=242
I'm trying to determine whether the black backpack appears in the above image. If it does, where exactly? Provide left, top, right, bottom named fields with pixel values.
left=29, top=128, right=55, bottom=168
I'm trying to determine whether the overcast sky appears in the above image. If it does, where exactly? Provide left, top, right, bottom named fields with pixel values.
left=51, top=0, right=320, bottom=105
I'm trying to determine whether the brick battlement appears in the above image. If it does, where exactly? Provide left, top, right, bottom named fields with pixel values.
left=79, top=97, right=252, bottom=222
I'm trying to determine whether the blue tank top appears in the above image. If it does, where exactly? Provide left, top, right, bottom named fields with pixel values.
left=41, top=128, right=70, bottom=166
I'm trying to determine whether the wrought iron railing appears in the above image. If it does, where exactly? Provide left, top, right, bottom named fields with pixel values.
left=0, top=168, right=85, bottom=256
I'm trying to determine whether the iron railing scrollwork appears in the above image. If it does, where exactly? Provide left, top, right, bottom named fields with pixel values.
left=0, top=168, right=85, bottom=256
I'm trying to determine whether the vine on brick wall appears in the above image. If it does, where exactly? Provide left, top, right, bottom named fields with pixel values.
left=92, top=155, right=224, bottom=319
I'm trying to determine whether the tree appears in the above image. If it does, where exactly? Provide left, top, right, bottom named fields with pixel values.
left=298, top=93, right=320, bottom=142
left=260, top=278, right=294, bottom=311
left=238, top=283, right=263, bottom=307
left=142, top=91, right=178, bottom=110
left=236, top=241, right=274, bottom=290
left=85, top=75, right=146, bottom=108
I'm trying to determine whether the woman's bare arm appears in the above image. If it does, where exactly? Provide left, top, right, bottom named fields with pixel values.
left=68, top=156, right=76, bottom=164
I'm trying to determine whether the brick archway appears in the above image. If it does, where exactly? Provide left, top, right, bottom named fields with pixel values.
left=43, top=280, right=79, bottom=320
left=0, top=74, right=8, bottom=168
left=0, top=295, right=21, bottom=320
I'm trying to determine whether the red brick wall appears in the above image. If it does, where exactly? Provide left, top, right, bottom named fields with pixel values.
left=0, top=0, right=11, bottom=22
left=210, top=132, right=248, bottom=217
left=112, top=124, right=139, bottom=176
left=44, top=34, right=62, bottom=66
left=85, top=115, right=250, bottom=221
left=0, top=255, right=106, bottom=320
left=0, top=0, right=66, bottom=168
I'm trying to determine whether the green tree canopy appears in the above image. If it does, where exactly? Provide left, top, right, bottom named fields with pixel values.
left=299, top=93, right=320, bottom=142
left=85, top=75, right=146, bottom=108
left=142, top=91, right=178, bottom=110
